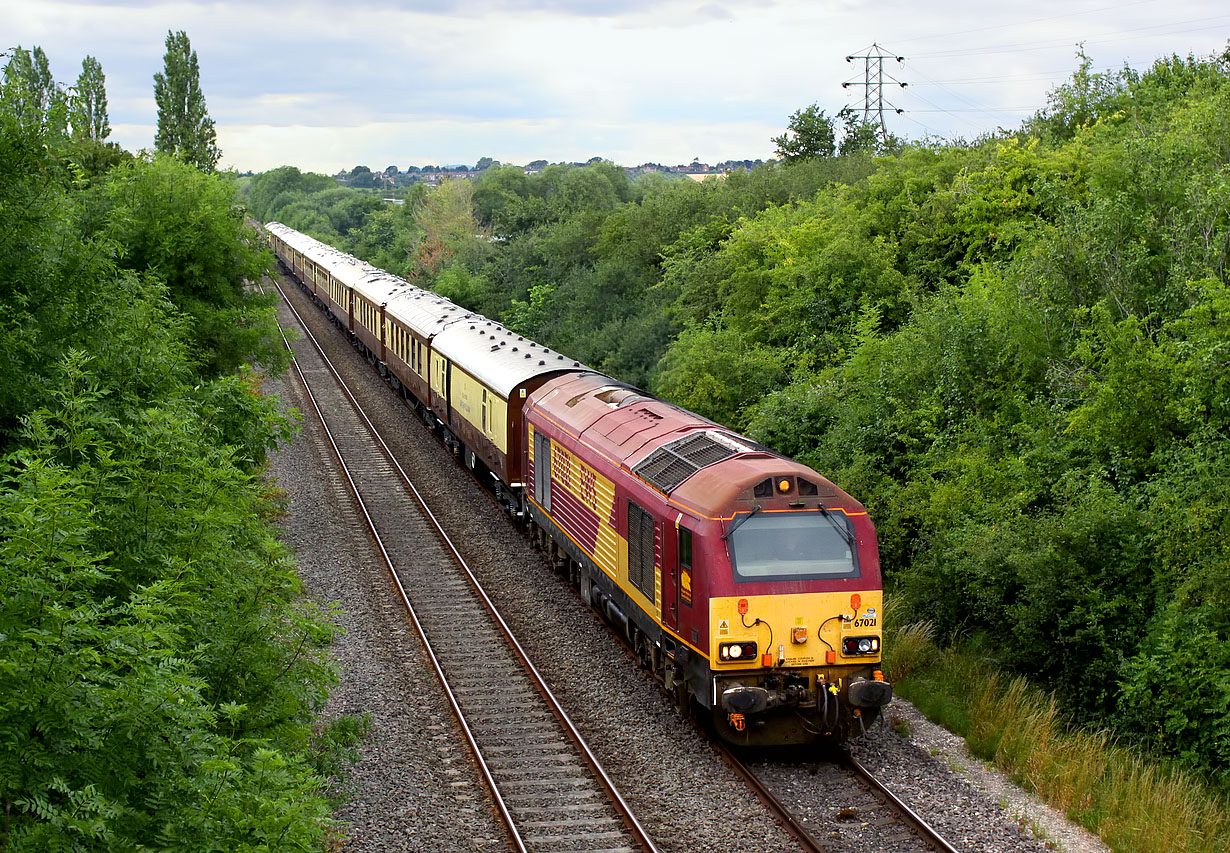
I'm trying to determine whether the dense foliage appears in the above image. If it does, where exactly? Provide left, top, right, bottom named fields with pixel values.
left=2, top=48, right=341, bottom=849
left=246, top=49, right=1230, bottom=791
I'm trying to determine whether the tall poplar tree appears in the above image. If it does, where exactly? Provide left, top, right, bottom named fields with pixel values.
left=1, top=45, right=66, bottom=135
left=69, top=54, right=109, bottom=142
left=153, top=30, right=220, bottom=170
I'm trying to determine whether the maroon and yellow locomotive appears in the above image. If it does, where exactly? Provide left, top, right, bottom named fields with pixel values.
left=525, top=372, right=891, bottom=745
left=266, top=222, right=892, bottom=746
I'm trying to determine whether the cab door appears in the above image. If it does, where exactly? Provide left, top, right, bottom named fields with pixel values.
left=661, top=528, right=679, bottom=631
left=664, top=518, right=694, bottom=634
left=662, top=515, right=690, bottom=631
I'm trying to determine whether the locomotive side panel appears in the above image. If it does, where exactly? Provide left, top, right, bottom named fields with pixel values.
left=526, top=422, right=620, bottom=580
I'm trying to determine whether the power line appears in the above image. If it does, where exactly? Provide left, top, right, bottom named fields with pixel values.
left=911, top=13, right=1230, bottom=60
left=908, top=71, right=1072, bottom=85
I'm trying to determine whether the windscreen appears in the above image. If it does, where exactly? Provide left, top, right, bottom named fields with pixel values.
left=728, top=511, right=859, bottom=582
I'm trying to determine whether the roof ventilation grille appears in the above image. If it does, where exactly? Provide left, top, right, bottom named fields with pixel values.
left=632, top=431, right=740, bottom=493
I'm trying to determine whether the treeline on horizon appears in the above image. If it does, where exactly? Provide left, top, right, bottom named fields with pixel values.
left=1, top=39, right=354, bottom=849
left=247, top=49, right=1230, bottom=791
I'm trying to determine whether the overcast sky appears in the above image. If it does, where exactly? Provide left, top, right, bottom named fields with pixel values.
left=4, top=0, right=1227, bottom=173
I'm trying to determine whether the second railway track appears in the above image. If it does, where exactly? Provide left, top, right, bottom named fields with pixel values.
left=267, top=272, right=656, bottom=853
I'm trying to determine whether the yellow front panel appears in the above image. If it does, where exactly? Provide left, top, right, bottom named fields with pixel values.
left=710, top=591, right=883, bottom=669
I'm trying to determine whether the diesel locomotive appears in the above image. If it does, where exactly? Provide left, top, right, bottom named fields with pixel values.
left=267, top=222, right=892, bottom=746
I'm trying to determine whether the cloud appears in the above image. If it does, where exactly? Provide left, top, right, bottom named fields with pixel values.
left=6, top=0, right=1228, bottom=171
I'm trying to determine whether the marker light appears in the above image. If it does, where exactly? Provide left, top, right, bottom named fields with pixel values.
left=777, top=478, right=792, bottom=493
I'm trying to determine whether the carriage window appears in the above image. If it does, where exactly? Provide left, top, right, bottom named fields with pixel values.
left=728, top=511, right=859, bottom=582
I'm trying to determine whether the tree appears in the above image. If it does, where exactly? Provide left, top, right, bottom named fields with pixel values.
left=69, top=55, right=109, bottom=142
left=411, top=178, right=486, bottom=280
left=153, top=30, right=220, bottom=170
left=1, top=46, right=67, bottom=135
left=836, top=106, right=884, bottom=155
left=348, top=165, right=375, bottom=188
left=772, top=103, right=836, bottom=161
left=475, top=156, right=498, bottom=170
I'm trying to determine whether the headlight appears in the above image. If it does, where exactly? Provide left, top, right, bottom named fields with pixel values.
left=718, top=641, right=758, bottom=662
left=842, top=636, right=880, bottom=656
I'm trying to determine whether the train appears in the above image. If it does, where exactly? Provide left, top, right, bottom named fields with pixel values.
left=266, top=221, right=893, bottom=747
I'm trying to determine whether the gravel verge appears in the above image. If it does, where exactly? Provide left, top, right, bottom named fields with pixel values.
left=851, top=699, right=1112, bottom=853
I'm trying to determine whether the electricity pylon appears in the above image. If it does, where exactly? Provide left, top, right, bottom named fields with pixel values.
left=843, top=43, right=907, bottom=142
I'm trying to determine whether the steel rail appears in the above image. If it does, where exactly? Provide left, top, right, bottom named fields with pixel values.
left=261, top=279, right=528, bottom=852
left=709, top=744, right=828, bottom=853
left=842, top=751, right=962, bottom=853
left=268, top=271, right=659, bottom=853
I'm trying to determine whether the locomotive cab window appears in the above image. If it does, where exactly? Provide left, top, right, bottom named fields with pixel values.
left=728, top=510, right=859, bottom=582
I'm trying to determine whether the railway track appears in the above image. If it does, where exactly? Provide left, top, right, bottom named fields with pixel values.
left=264, top=266, right=970, bottom=853
left=840, top=751, right=962, bottom=852
left=718, top=742, right=961, bottom=853
left=265, top=273, right=658, bottom=853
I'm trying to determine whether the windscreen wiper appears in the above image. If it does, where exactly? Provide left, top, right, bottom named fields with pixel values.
left=821, top=508, right=855, bottom=548
left=722, top=504, right=762, bottom=540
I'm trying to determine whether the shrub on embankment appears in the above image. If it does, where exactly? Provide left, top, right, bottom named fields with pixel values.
left=1, top=72, right=342, bottom=849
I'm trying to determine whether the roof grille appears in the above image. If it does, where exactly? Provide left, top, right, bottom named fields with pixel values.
left=632, top=431, right=749, bottom=493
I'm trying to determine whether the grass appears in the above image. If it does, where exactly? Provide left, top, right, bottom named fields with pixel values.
left=881, top=607, right=1230, bottom=853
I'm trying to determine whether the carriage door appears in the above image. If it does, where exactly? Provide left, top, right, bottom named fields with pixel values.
left=534, top=430, right=551, bottom=513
